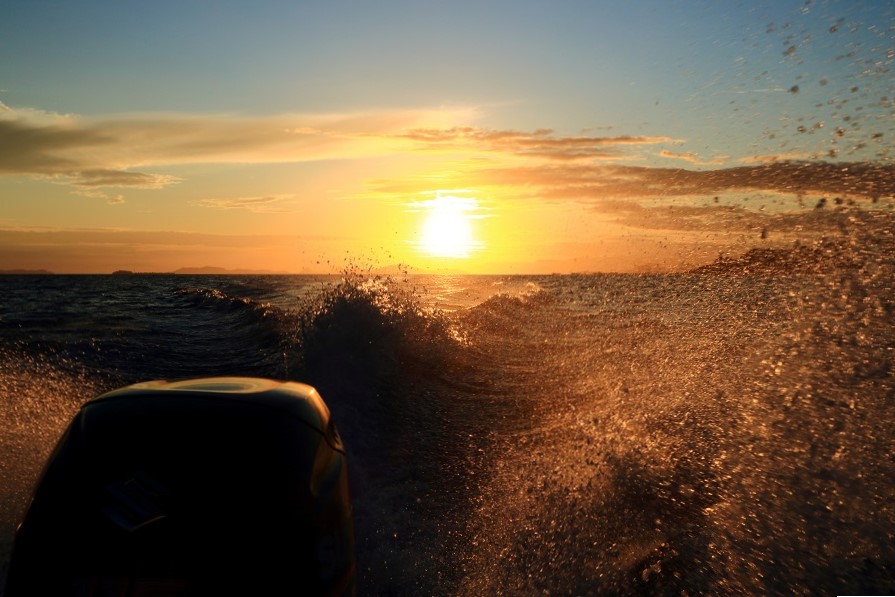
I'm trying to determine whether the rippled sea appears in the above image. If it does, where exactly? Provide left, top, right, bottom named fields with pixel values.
left=2, top=212, right=894, bottom=595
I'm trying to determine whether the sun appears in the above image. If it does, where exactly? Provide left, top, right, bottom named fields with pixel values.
left=418, top=195, right=481, bottom=258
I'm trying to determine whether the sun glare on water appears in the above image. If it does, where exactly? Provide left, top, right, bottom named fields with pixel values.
left=418, top=194, right=482, bottom=258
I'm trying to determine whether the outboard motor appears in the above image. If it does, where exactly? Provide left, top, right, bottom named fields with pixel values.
left=6, top=377, right=355, bottom=596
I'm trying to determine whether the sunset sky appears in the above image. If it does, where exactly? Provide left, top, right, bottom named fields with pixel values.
left=1, top=0, right=892, bottom=273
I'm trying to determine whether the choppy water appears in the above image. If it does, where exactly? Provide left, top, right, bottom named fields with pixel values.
left=2, top=211, right=894, bottom=595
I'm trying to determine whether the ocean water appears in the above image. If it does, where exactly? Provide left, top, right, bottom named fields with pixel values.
left=2, top=211, right=894, bottom=595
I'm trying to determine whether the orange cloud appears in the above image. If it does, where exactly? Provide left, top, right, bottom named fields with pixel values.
left=72, top=189, right=127, bottom=205
left=71, top=169, right=180, bottom=188
left=193, top=195, right=296, bottom=213
left=4, top=102, right=890, bottom=223
left=738, top=152, right=814, bottom=164
left=0, top=104, right=478, bottom=189
left=363, top=156, right=893, bottom=240
left=398, top=126, right=676, bottom=160
left=659, top=150, right=729, bottom=166
left=469, top=160, right=894, bottom=201
left=588, top=198, right=861, bottom=234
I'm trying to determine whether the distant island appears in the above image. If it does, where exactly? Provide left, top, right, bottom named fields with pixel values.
left=0, top=269, right=55, bottom=274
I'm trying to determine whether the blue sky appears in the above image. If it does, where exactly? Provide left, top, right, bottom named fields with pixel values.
left=0, top=0, right=892, bottom=272
left=4, top=1, right=871, bottom=127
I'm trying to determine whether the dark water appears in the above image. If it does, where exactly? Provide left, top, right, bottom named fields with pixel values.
left=2, top=211, right=894, bottom=595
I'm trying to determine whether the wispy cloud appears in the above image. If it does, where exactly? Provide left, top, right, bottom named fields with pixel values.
left=398, top=126, right=677, bottom=160
left=0, top=102, right=687, bottom=201
left=587, top=198, right=858, bottom=234
left=364, top=157, right=894, bottom=239
left=659, top=150, right=729, bottom=166
left=73, top=189, right=126, bottom=205
left=71, top=169, right=180, bottom=188
left=603, top=161, right=895, bottom=199
left=3, top=102, right=891, bottom=222
left=193, top=195, right=295, bottom=213
left=0, top=104, right=478, bottom=190
left=468, top=160, right=895, bottom=202
left=738, top=152, right=814, bottom=164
